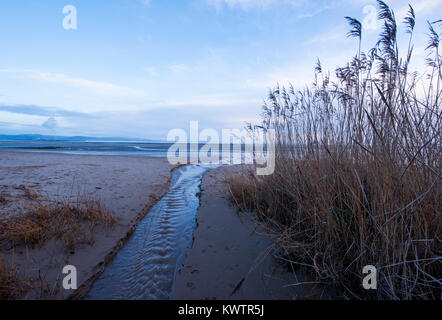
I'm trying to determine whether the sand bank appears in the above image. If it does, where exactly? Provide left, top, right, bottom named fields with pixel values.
left=0, top=151, right=174, bottom=299
left=171, top=165, right=328, bottom=300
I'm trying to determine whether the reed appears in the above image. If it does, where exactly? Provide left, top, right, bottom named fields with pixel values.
left=229, top=1, right=441, bottom=299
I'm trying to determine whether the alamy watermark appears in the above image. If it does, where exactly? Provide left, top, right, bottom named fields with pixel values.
left=62, top=5, right=77, bottom=30
left=362, top=265, right=377, bottom=290
left=62, top=265, right=77, bottom=290
left=166, top=121, right=275, bottom=176
left=362, top=5, right=378, bottom=31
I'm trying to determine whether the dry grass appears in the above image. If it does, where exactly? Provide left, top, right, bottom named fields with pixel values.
left=0, top=255, right=28, bottom=300
left=229, top=1, right=441, bottom=299
left=0, top=197, right=116, bottom=251
left=0, top=255, right=59, bottom=300
left=23, top=188, right=38, bottom=201
left=0, top=192, right=115, bottom=300
left=15, top=185, right=39, bottom=201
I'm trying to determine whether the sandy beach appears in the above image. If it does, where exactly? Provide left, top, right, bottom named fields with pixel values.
left=1, top=152, right=332, bottom=300
left=0, top=151, right=174, bottom=299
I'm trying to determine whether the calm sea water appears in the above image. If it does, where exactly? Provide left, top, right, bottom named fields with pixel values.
left=0, top=140, right=251, bottom=165
left=0, top=140, right=174, bottom=157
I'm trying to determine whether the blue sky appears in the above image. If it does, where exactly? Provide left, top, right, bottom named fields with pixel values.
left=0, top=0, right=440, bottom=139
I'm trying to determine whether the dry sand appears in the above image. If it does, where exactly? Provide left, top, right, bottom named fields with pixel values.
left=171, top=165, right=329, bottom=300
left=0, top=151, right=174, bottom=299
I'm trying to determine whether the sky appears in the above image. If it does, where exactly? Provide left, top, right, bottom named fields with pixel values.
left=0, top=0, right=441, bottom=139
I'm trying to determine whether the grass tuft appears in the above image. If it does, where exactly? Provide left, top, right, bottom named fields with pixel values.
left=0, top=198, right=116, bottom=250
left=0, top=255, right=28, bottom=300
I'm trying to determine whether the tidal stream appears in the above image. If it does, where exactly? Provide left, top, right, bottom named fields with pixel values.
left=86, top=164, right=213, bottom=300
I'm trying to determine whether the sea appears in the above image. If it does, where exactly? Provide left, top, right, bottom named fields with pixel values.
left=0, top=140, right=175, bottom=157
left=0, top=140, right=254, bottom=165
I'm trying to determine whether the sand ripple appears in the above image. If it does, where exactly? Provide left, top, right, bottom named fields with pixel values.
left=85, top=165, right=212, bottom=300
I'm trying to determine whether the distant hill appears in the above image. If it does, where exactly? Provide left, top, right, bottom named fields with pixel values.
left=0, top=134, right=161, bottom=142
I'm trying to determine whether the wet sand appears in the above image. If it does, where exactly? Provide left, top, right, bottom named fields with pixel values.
left=0, top=151, right=174, bottom=299
left=171, top=165, right=328, bottom=300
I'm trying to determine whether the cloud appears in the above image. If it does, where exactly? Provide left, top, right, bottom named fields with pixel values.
left=0, top=69, right=143, bottom=99
left=394, top=0, right=442, bottom=21
left=0, top=104, right=96, bottom=118
left=42, top=117, right=57, bottom=129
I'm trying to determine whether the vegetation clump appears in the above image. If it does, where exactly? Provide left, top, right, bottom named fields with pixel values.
left=229, top=1, right=441, bottom=299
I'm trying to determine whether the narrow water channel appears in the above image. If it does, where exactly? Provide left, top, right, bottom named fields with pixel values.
left=86, top=164, right=214, bottom=300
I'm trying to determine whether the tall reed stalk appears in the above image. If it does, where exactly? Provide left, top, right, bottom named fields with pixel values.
left=230, top=1, right=441, bottom=299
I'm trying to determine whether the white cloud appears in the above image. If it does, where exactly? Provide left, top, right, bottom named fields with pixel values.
left=0, top=69, right=144, bottom=99
left=42, top=117, right=57, bottom=129
left=29, top=71, right=121, bottom=91
left=403, top=0, right=442, bottom=13
left=393, top=0, right=442, bottom=22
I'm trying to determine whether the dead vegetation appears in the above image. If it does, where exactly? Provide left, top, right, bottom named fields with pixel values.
left=0, top=255, right=28, bottom=300
left=0, top=198, right=116, bottom=251
left=229, top=1, right=441, bottom=299
left=0, top=191, right=116, bottom=299
left=0, top=253, right=64, bottom=300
